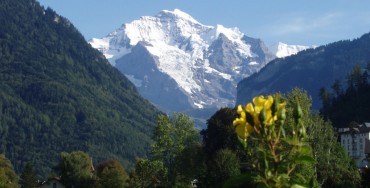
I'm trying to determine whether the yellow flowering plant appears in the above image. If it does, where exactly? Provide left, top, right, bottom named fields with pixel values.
left=228, top=95, right=315, bottom=188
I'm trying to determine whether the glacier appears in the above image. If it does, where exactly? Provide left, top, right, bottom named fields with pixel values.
left=89, top=9, right=312, bottom=117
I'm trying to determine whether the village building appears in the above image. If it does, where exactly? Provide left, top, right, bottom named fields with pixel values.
left=39, top=177, right=65, bottom=188
left=339, top=122, right=370, bottom=167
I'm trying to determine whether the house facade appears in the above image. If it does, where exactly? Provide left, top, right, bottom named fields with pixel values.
left=40, top=177, right=65, bottom=188
left=339, top=122, right=370, bottom=167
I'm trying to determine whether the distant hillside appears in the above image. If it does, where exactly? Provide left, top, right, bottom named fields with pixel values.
left=0, top=0, right=160, bottom=177
left=237, top=32, right=370, bottom=108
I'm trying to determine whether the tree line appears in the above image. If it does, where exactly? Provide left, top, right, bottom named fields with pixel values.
left=320, top=63, right=370, bottom=128
left=2, top=89, right=365, bottom=187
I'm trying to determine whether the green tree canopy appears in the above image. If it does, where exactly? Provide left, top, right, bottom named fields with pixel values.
left=129, top=159, right=167, bottom=188
left=309, top=114, right=361, bottom=187
left=175, top=144, right=206, bottom=186
left=150, top=113, right=200, bottom=187
left=20, top=163, right=38, bottom=188
left=0, top=154, right=20, bottom=188
left=201, top=108, right=243, bottom=159
left=56, top=151, right=94, bottom=188
left=203, top=149, right=240, bottom=188
left=199, top=108, right=246, bottom=187
left=152, top=113, right=199, bottom=162
left=96, top=160, right=129, bottom=188
left=285, top=88, right=360, bottom=187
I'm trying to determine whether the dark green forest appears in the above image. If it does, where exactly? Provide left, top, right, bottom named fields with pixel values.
left=320, top=64, right=370, bottom=128
left=0, top=0, right=160, bottom=177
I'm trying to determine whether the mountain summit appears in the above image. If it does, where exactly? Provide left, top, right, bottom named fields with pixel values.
left=90, top=9, right=276, bottom=113
left=270, top=42, right=316, bottom=58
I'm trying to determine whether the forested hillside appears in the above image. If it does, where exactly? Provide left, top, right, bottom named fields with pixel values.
left=0, top=0, right=160, bottom=177
left=320, top=64, right=370, bottom=128
left=237, top=32, right=370, bottom=108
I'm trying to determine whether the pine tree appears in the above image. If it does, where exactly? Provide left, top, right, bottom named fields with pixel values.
left=331, top=79, right=342, bottom=98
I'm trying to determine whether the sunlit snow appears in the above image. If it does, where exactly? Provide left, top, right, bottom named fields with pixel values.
left=89, top=37, right=131, bottom=66
left=271, top=42, right=316, bottom=58
left=89, top=9, right=275, bottom=109
left=248, top=61, right=258, bottom=65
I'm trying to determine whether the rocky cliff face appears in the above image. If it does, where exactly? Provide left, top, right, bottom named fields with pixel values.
left=90, top=9, right=276, bottom=113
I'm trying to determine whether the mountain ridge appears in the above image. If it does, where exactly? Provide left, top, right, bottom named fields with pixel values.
left=90, top=9, right=276, bottom=113
left=236, top=32, right=370, bottom=109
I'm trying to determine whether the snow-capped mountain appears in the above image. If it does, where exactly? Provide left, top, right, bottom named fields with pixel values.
left=90, top=9, right=276, bottom=113
left=270, top=42, right=316, bottom=58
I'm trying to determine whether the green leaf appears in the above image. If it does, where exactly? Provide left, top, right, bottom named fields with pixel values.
left=291, top=184, right=307, bottom=188
left=237, top=136, right=247, bottom=149
left=277, top=173, right=290, bottom=180
left=293, top=155, right=316, bottom=165
left=223, top=174, right=254, bottom=188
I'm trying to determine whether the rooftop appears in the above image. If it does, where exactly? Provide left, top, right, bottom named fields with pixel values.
left=339, top=122, right=370, bottom=134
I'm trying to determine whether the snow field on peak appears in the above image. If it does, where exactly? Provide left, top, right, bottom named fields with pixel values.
left=125, top=17, right=166, bottom=46
left=89, top=9, right=277, bottom=110
left=204, top=59, right=232, bottom=81
left=271, top=42, right=315, bottom=58
left=100, top=9, right=253, bottom=95
left=145, top=42, right=202, bottom=94
left=160, top=9, right=201, bottom=25
left=90, top=32, right=131, bottom=66
left=214, top=25, right=253, bottom=57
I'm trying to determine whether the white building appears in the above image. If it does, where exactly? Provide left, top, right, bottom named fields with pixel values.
left=339, top=122, right=370, bottom=167
left=40, top=177, right=65, bottom=188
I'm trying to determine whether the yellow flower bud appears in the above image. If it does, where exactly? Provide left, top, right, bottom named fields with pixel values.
left=278, top=108, right=286, bottom=121
left=259, top=108, right=266, bottom=124
left=237, top=105, right=243, bottom=114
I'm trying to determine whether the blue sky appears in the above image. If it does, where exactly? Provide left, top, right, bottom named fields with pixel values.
left=37, top=0, right=370, bottom=46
